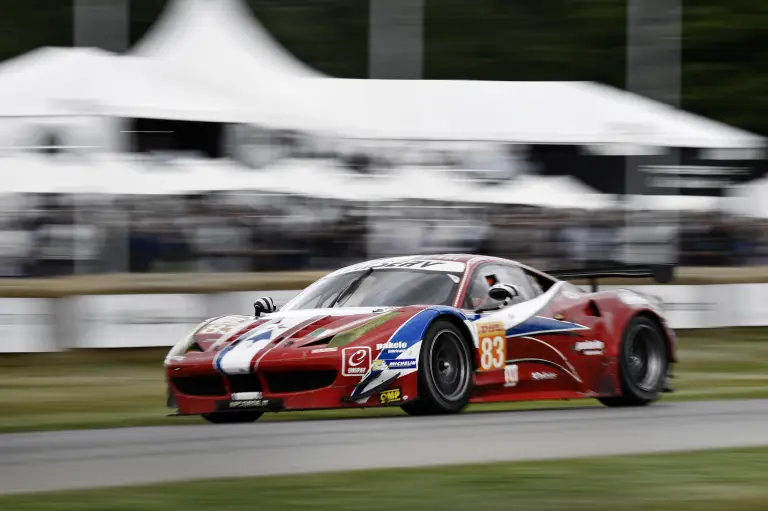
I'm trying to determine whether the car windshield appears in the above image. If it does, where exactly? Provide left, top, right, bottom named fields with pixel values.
left=281, top=269, right=462, bottom=310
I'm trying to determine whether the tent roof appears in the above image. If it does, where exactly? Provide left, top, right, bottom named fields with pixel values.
left=127, top=0, right=765, bottom=149
left=0, top=47, right=252, bottom=122
left=623, top=194, right=724, bottom=212
left=131, top=0, right=320, bottom=79
left=130, top=0, right=330, bottom=130
left=277, top=78, right=763, bottom=149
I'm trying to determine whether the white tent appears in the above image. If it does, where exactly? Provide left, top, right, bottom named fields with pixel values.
left=472, top=175, right=615, bottom=209
left=129, top=0, right=766, bottom=150
left=0, top=154, right=187, bottom=195
left=621, top=194, right=726, bottom=212
left=282, top=78, right=765, bottom=150
left=0, top=47, right=252, bottom=123
left=247, top=159, right=385, bottom=200
left=371, top=167, right=480, bottom=202
left=131, top=0, right=319, bottom=79
left=130, top=0, right=334, bottom=131
left=728, top=177, right=768, bottom=218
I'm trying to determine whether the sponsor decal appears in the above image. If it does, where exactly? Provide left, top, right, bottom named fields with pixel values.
left=342, top=347, right=372, bottom=377
left=371, top=359, right=388, bottom=371
left=232, top=392, right=263, bottom=401
left=376, top=341, right=408, bottom=352
left=504, top=364, right=519, bottom=387
left=369, top=358, right=417, bottom=371
left=311, top=347, right=339, bottom=353
left=477, top=321, right=506, bottom=371
left=532, top=371, right=557, bottom=380
left=226, top=399, right=270, bottom=409
left=385, top=359, right=417, bottom=369
left=374, top=261, right=442, bottom=269
left=574, top=340, right=605, bottom=355
left=379, top=388, right=402, bottom=404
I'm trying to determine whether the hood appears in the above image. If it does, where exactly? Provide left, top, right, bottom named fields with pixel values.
left=166, top=306, right=422, bottom=363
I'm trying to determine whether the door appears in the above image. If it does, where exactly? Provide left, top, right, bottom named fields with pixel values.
left=466, top=263, right=597, bottom=398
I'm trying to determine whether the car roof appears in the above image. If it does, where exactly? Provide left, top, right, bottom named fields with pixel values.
left=331, top=254, right=532, bottom=276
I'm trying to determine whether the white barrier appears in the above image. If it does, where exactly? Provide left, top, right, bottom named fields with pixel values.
left=0, top=285, right=765, bottom=352
left=0, top=298, right=56, bottom=352
left=75, top=294, right=210, bottom=349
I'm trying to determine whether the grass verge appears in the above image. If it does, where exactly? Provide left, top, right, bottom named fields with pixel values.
left=0, top=327, right=767, bottom=433
left=2, top=446, right=768, bottom=510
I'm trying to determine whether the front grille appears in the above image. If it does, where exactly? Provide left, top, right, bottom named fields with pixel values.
left=263, top=370, right=337, bottom=393
left=171, top=375, right=226, bottom=396
left=226, top=374, right=263, bottom=394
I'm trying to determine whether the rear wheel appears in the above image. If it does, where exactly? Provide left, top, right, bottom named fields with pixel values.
left=202, top=412, right=263, bottom=424
left=401, top=319, right=473, bottom=416
left=599, top=316, right=668, bottom=407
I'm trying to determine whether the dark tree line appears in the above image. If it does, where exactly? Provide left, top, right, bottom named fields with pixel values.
left=1, top=1, right=765, bottom=135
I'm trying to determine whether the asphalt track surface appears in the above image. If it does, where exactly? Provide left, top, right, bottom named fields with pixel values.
left=2, top=399, right=768, bottom=495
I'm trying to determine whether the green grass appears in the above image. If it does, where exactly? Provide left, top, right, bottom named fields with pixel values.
left=0, top=327, right=767, bottom=433
left=2, top=446, right=768, bottom=510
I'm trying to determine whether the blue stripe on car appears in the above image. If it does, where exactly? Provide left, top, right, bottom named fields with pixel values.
left=377, top=307, right=468, bottom=361
left=505, top=316, right=588, bottom=338
left=351, top=307, right=469, bottom=398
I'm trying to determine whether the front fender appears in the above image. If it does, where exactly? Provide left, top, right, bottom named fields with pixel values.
left=385, top=306, right=471, bottom=346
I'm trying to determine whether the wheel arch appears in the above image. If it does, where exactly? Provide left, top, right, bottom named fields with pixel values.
left=433, top=313, right=477, bottom=370
left=631, top=310, right=677, bottom=364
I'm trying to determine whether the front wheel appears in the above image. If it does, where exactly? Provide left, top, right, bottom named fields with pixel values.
left=599, top=316, right=668, bottom=407
left=202, top=412, right=263, bottom=424
left=401, top=319, right=473, bottom=416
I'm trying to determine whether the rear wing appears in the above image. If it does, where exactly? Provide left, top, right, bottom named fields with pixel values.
left=547, top=264, right=674, bottom=292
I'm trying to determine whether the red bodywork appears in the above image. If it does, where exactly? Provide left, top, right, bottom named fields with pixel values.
left=165, top=254, right=677, bottom=417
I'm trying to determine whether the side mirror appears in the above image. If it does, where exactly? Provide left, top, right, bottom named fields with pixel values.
left=488, top=283, right=520, bottom=304
left=253, top=297, right=277, bottom=316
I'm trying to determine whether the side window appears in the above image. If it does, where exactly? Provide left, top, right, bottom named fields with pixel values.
left=463, top=264, right=533, bottom=309
left=523, top=269, right=555, bottom=296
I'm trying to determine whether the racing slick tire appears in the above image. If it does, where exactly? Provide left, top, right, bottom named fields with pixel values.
left=598, top=316, right=668, bottom=407
left=202, top=412, right=263, bottom=424
left=401, top=319, right=473, bottom=416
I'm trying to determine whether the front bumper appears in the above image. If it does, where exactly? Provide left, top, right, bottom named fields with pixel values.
left=167, top=368, right=418, bottom=415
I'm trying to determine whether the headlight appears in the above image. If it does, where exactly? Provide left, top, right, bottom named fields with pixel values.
left=164, top=319, right=214, bottom=366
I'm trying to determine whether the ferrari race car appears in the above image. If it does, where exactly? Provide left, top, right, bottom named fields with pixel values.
left=165, top=254, right=677, bottom=423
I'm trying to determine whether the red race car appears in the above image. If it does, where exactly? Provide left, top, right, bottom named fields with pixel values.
left=164, top=254, right=677, bottom=423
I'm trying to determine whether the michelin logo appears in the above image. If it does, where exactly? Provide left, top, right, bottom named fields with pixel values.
left=370, top=358, right=417, bottom=370
left=387, top=359, right=417, bottom=369
left=376, top=341, right=408, bottom=352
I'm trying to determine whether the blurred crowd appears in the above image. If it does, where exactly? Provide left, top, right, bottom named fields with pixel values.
left=0, top=191, right=766, bottom=278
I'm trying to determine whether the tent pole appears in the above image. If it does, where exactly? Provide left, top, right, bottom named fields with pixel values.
left=369, top=0, right=424, bottom=79
left=626, top=0, right=682, bottom=265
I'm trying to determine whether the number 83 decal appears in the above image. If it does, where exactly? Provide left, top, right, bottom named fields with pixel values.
left=477, top=320, right=507, bottom=371
left=480, top=336, right=505, bottom=370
